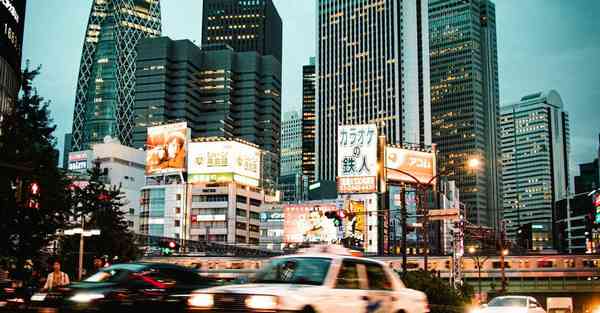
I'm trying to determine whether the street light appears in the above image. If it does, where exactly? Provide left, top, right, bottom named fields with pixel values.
left=467, top=246, right=489, bottom=297
left=467, top=158, right=482, bottom=170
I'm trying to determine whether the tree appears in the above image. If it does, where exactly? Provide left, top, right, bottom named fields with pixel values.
left=60, top=160, right=140, bottom=274
left=0, top=65, right=72, bottom=272
left=402, top=270, right=473, bottom=313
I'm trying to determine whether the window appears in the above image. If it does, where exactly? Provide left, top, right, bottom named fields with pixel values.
left=236, top=195, right=248, bottom=203
left=176, top=194, right=182, bottom=201
left=175, top=207, right=181, bottom=214
left=335, top=260, right=360, bottom=289
left=174, top=220, right=180, bottom=227
left=249, top=211, right=260, bottom=220
left=236, top=209, right=247, bottom=217
left=129, top=208, right=135, bottom=215
left=236, top=222, right=247, bottom=230
left=365, top=263, right=392, bottom=291
left=193, top=195, right=228, bottom=202
left=249, top=198, right=262, bottom=207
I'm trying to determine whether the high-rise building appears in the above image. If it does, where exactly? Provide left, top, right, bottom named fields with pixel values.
left=62, top=133, right=73, bottom=169
left=279, top=111, right=303, bottom=201
left=134, top=37, right=282, bottom=189
left=429, top=0, right=501, bottom=228
left=0, top=0, right=26, bottom=118
left=302, top=57, right=316, bottom=184
left=500, top=90, right=570, bottom=251
left=201, top=0, right=282, bottom=62
left=317, top=0, right=431, bottom=181
left=71, top=0, right=161, bottom=151
left=575, top=159, right=600, bottom=194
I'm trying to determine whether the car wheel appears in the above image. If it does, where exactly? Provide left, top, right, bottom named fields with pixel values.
left=301, top=306, right=317, bottom=313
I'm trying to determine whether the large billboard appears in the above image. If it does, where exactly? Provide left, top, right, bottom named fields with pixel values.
left=385, top=147, right=435, bottom=184
left=0, top=0, right=26, bottom=73
left=188, top=141, right=261, bottom=186
left=145, top=123, right=188, bottom=175
left=337, top=124, right=378, bottom=193
left=283, top=201, right=367, bottom=249
left=67, top=150, right=93, bottom=172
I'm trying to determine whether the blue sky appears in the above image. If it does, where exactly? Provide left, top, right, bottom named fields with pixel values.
left=22, top=0, right=600, bottom=175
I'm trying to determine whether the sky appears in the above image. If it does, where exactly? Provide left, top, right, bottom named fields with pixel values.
left=21, top=0, right=600, bottom=176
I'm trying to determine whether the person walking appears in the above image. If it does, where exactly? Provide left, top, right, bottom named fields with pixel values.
left=42, top=260, right=70, bottom=291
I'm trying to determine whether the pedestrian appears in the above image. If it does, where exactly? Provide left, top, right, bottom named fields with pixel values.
left=92, top=257, right=104, bottom=274
left=42, top=260, right=70, bottom=291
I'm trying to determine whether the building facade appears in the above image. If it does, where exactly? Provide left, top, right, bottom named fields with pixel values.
left=500, top=90, right=570, bottom=251
left=429, top=0, right=502, bottom=228
left=68, top=137, right=146, bottom=232
left=259, top=204, right=284, bottom=252
left=0, top=0, right=26, bottom=118
left=302, top=57, right=317, bottom=183
left=201, top=0, right=282, bottom=62
left=316, top=0, right=431, bottom=181
left=134, top=37, right=282, bottom=190
left=71, top=0, right=161, bottom=151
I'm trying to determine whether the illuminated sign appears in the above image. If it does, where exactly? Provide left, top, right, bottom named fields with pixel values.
left=385, top=147, right=436, bottom=184
left=595, top=194, right=600, bottom=224
left=67, top=151, right=92, bottom=172
left=260, top=211, right=284, bottom=222
left=188, top=141, right=261, bottom=186
left=0, top=0, right=26, bottom=73
left=145, top=123, right=189, bottom=175
left=337, top=124, right=378, bottom=193
left=337, top=176, right=377, bottom=194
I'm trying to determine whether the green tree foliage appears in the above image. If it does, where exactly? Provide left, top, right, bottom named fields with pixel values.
left=0, top=65, right=72, bottom=270
left=402, top=270, right=473, bottom=313
left=60, top=161, right=139, bottom=275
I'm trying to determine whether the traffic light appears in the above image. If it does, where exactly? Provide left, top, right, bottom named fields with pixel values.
left=27, top=181, right=40, bottom=209
left=160, top=240, right=179, bottom=256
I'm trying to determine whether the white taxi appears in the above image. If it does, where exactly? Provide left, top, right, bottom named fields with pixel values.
left=187, top=245, right=429, bottom=313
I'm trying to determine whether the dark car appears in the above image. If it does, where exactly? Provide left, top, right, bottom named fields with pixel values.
left=28, top=263, right=220, bottom=313
left=0, top=279, right=29, bottom=312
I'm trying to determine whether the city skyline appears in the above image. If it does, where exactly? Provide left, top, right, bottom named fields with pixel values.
left=22, top=0, right=600, bottom=174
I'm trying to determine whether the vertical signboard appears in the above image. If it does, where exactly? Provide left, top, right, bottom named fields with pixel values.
left=145, top=123, right=189, bottom=175
left=0, top=0, right=26, bottom=73
left=594, top=194, right=600, bottom=224
left=337, top=124, right=378, bottom=193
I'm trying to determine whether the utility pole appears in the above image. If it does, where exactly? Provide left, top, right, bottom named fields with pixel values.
left=78, top=216, right=85, bottom=281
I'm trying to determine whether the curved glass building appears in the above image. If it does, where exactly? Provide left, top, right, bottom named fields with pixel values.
left=71, top=0, right=161, bottom=151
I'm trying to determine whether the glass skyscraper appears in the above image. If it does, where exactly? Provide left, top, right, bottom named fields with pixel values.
left=302, top=57, right=316, bottom=184
left=317, top=0, right=431, bottom=181
left=500, top=90, right=570, bottom=250
left=429, top=0, right=501, bottom=228
left=71, top=0, right=161, bottom=151
left=0, top=0, right=26, bottom=118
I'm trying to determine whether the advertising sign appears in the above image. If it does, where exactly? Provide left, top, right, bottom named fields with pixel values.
left=0, top=0, right=26, bottom=73
left=188, top=141, right=261, bottom=186
left=67, top=151, right=92, bottom=172
left=146, top=123, right=188, bottom=175
left=337, top=124, right=378, bottom=193
left=260, top=211, right=284, bottom=222
left=385, top=147, right=435, bottom=184
left=284, top=204, right=338, bottom=243
left=595, top=194, right=600, bottom=224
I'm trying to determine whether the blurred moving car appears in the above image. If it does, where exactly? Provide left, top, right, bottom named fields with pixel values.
left=472, top=296, right=546, bottom=313
left=546, top=297, right=572, bottom=313
left=28, top=262, right=220, bottom=313
left=187, top=245, right=429, bottom=313
left=0, top=280, right=29, bottom=312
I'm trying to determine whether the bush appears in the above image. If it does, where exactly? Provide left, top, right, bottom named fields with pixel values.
left=401, top=270, right=473, bottom=313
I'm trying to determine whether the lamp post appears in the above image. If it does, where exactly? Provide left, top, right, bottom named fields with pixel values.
left=468, top=246, right=489, bottom=297
left=64, top=212, right=101, bottom=280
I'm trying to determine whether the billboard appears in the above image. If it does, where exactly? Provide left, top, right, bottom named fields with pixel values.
left=385, top=147, right=435, bottom=184
left=0, top=0, right=26, bottom=73
left=337, top=124, right=378, bottom=193
left=283, top=201, right=367, bottom=248
left=145, top=123, right=188, bottom=175
left=67, top=151, right=92, bottom=172
left=188, top=141, right=261, bottom=186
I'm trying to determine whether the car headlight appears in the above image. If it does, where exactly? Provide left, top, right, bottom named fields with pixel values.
left=245, top=295, right=278, bottom=310
left=69, top=293, right=105, bottom=303
left=188, top=294, right=214, bottom=308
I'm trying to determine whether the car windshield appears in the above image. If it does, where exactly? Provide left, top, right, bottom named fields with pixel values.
left=84, top=264, right=147, bottom=283
left=253, top=257, right=331, bottom=286
left=488, top=297, right=527, bottom=307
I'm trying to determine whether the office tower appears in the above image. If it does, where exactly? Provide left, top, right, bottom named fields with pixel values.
left=302, top=57, right=316, bottom=183
left=134, top=37, right=282, bottom=188
left=575, top=160, right=600, bottom=194
left=62, top=133, right=73, bottom=169
left=71, top=0, right=161, bottom=151
left=0, top=0, right=26, bottom=117
left=201, top=0, right=282, bottom=62
left=279, top=111, right=303, bottom=201
left=500, top=90, right=570, bottom=250
left=317, top=0, right=431, bottom=181
left=429, top=0, right=501, bottom=228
